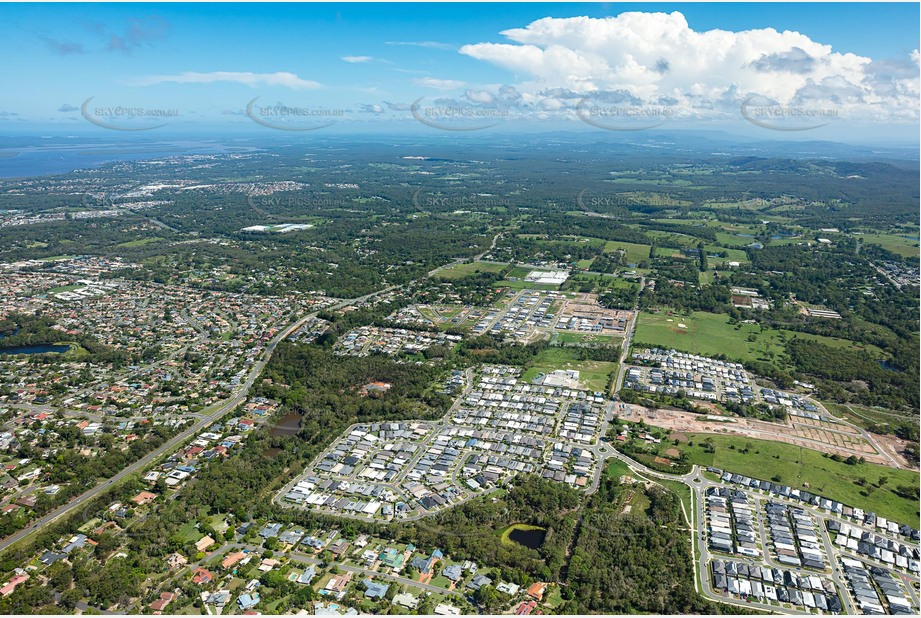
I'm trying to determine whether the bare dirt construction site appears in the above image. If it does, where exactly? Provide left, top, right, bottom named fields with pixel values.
left=557, top=293, right=635, bottom=335
left=619, top=404, right=914, bottom=469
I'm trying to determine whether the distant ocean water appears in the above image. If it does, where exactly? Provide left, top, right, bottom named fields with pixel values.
left=0, top=142, right=258, bottom=178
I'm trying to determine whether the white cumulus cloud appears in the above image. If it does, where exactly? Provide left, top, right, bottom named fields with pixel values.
left=457, top=12, right=919, bottom=122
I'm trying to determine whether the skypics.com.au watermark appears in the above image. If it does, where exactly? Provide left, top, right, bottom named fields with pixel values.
left=741, top=97, right=838, bottom=131
left=576, top=189, right=678, bottom=211
left=81, top=97, right=179, bottom=131
left=246, top=98, right=345, bottom=131
left=411, top=97, right=508, bottom=131
left=411, top=189, right=511, bottom=217
left=246, top=194, right=350, bottom=212
left=576, top=96, right=674, bottom=131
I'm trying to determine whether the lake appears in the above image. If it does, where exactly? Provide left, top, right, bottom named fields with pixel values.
left=507, top=526, right=546, bottom=550
left=270, top=412, right=302, bottom=436
left=0, top=344, right=71, bottom=355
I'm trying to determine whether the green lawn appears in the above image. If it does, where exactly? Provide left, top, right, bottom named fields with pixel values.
left=606, top=458, right=632, bottom=480
left=656, top=478, right=693, bottom=519
left=823, top=402, right=919, bottom=433
left=497, top=280, right=562, bottom=291
left=713, top=231, right=757, bottom=247
left=46, top=284, right=82, bottom=294
left=678, top=434, right=919, bottom=526
left=177, top=521, right=204, bottom=543
left=603, top=241, right=651, bottom=265
left=522, top=347, right=618, bottom=392
left=633, top=310, right=885, bottom=364
left=436, top=261, right=508, bottom=279
left=704, top=245, right=749, bottom=264
left=116, top=237, right=164, bottom=248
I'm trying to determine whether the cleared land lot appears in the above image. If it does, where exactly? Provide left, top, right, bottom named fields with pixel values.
left=435, top=261, right=508, bottom=278
left=522, top=347, right=618, bottom=393
left=633, top=310, right=885, bottom=363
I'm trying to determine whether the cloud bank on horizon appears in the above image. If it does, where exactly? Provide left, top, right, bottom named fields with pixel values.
left=450, top=12, right=919, bottom=123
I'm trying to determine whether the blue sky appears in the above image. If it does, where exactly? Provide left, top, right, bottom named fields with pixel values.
left=1, top=2, right=918, bottom=141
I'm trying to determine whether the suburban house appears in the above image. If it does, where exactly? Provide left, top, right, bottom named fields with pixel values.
left=329, top=539, right=350, bottom=558
left=195, top=536, right=215, bottom=552
left=410, top=553, right=438, bottom=575
left=149, top=592, right=176, bottom=612
left=526, top=582, right=547, bottom=601
left=467, top=574, right=493, bottom=591
left=192, top=568, right=213, bottom=585
left=131, top=491, right=157, bottom=505
left=378, top=547, right=403, bottom=569
left=393, top=592, right=419, bottom=609
left=434, top=604, right=461, bottom=615
left=1, top=573, right=28, bottom=597
left=363, top=579, right=389, bottom=599
left=167, top=552, right=188, bottom=570
left=237, top=593, right=260, bottom=611
left=324, top=573, right=351, bottom=594
left=296, top=567, right=316, bottom=585
left=497, top=582, right=520, bottom=595
left=222, top=552, right=246, bottom=569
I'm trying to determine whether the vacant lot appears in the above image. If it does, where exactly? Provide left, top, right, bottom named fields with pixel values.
left=522, top=347, right=618, bottom=393
left=435, top=261, right=508, bottom=279
left=603, top=240, right=651, bottom=265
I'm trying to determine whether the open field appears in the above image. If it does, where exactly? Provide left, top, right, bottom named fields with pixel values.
left=678, top=434, right=919, bottom=526
left=704, top=245, right=749, bottom=264
left=621, top=405, right=895, bottom=465
left=522, top=347, right=617, bottom=392
left=497, top=279, right=563, bottom=291
left=633, top=310, right=886, bottom=364
left=854, top=232, right=920, bottom=258
left=714, top=231, right=760, bottom=247
left=602, top=240, right=651, bottom=265
left=45, top=284, right=82, bottom=294
left=116, top=237, right=164, bottom=248
left=435, top=260, right=508, bottom=279
left=606, top=458, right=632, bottom=480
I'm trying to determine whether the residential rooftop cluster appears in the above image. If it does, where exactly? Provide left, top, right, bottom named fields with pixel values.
left=710, top=558, right=842, bottom=612
left=1, top=270, right=327, bottom=416
left=627, top=348, right=821, bottom=414
left=334, top=326, right=460, bottom=357
left=713, top=468, right=920, bottom=544
left=470, top=290, right=563, bottom=339
left=282, top=365, right=605, bottom=520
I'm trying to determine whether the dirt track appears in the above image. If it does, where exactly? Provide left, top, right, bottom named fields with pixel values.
left=618, top=404, right=913, bottom=468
